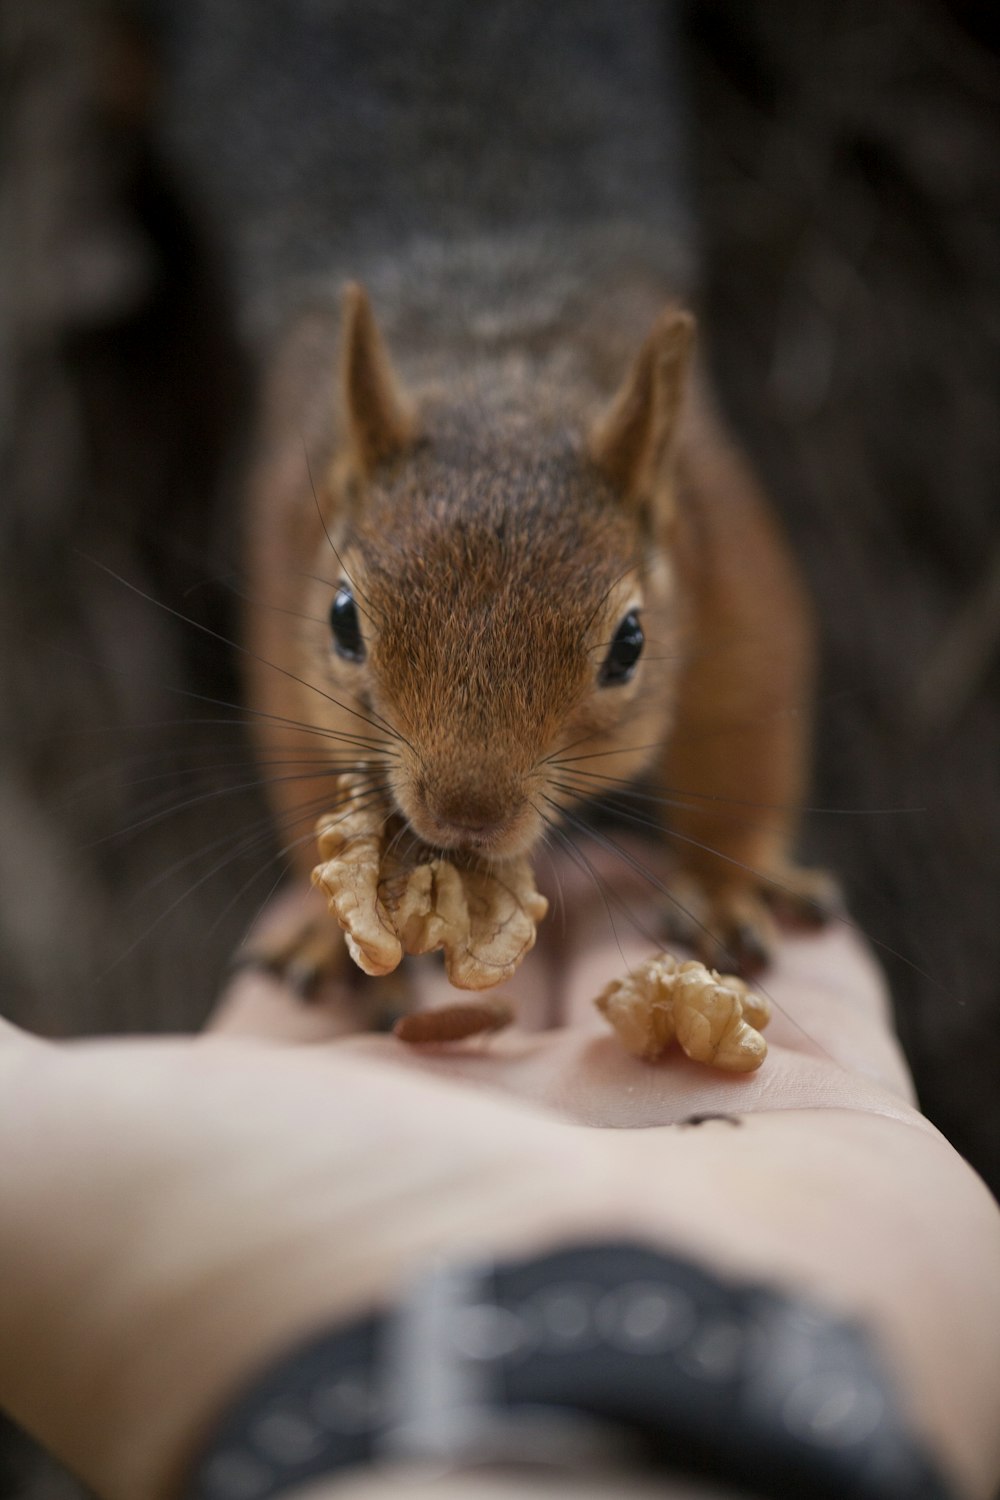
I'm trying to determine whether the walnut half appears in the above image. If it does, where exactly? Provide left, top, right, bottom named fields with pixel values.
left=312, top=776, right=548, bottom=990
left=596, top=954, right=771, bottom=1071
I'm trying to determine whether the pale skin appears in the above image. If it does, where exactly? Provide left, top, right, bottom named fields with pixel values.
left=0, top=847, right=998, bottom=1500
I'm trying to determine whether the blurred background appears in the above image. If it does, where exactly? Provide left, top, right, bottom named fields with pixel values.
left=1, top=1, right=998, bottom=1493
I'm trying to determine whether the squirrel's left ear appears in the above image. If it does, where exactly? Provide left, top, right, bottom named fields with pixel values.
left=338, top=282, right=417, bottom=472
left=589, top=306, right=695, bottom=529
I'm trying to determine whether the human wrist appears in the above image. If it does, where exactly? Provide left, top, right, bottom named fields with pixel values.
left=181, top=1239, right=959, bottom=1500
left=193, top=1144, right=624, bottom=1475
left=0, top=1039, right=615, bottom=1500
left=279, top=1468, right=747, bottom=1497
left=150, top=1164, right=611, bottom=1500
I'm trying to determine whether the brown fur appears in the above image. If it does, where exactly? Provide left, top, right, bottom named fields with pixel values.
left=244, top=270, right=829, bottom=987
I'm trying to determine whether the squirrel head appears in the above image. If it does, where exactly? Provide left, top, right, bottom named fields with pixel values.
left=305, top=283, right=695, bottom=860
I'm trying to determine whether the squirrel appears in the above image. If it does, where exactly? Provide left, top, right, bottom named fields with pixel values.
left=150, top=1, right=841, bottom=1006
left=240, top=234, right=835, bottom=1004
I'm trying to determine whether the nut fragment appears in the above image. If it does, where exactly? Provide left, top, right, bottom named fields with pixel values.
left=596, top=954, right=771, bottom=1072
left=311, top=785, right=403, bottom=976
left=312, top=775, right=548, bottom=990
left=394, top=998, right=513, bottom=1045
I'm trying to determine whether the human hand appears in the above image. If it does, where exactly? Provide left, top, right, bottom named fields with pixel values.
left=0, top=1011, right=620, bottom=1500
left=0, top=853, right=998, bottom=1500
left=213, top=845, right=918, bottom=1126
left=210, top=857, right=1000, bottom=1500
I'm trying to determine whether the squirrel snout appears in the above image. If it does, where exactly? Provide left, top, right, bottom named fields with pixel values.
left=405, top=774, right=538, bottom=856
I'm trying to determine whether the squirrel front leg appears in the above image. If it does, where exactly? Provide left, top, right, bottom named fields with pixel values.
left=588, top=317, right=836, bottom=977
left=658, top=407, right=839, bottom=977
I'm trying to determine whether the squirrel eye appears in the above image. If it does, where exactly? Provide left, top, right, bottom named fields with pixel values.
left=329, top=585, right=365, bottom=662
left=599, top=610, right=644, bottom=686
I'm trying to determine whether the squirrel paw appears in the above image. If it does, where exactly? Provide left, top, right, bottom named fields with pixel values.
left=759, top=862, right=843, bottom=931
left=233, top=886, right=413, bottom=1030
left=235, top=904, right=351, bottom=999
left=666, top=864, right=841, bottom=980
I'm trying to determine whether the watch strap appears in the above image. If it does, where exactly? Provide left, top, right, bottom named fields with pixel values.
left=184, top=1240, right=956, bottom=1500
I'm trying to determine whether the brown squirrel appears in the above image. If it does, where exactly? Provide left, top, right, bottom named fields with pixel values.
left=241, top=229, right=835, bottom=1004
left=104, top=2, right=837, bottom=1007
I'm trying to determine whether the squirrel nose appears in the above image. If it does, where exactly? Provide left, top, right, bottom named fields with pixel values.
left=396, top=769, right=541, bottom=858
left=440, top=813, right=496, bottom=836
left=428, top=789, right=510, bottom=836
left=415, top=776, right=523, bottom=847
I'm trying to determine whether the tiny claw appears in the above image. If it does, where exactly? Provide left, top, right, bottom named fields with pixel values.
left=285, top=959, right=323, bottom=1001
left=228, top=948, right=319, bottom=1001
left=709, top=921, right=771, bottom=981
left=763, top=869, right=843, bottom=931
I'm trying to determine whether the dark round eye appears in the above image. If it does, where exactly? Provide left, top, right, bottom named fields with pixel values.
left=599, top=610, right=644, bottom=686
left=329, top=585, right=365, bottom=662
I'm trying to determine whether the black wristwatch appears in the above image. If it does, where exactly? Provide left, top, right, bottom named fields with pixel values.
left=184, top=1240, right=955, bottom=1500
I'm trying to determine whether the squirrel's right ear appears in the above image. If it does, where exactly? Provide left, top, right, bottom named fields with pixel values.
left=589, top=306, right=695, bottom=528
left=338, top=282, right=417, bottom=473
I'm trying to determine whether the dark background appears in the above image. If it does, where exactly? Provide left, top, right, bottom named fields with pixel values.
left=1, top=1, right=997, bottom=1494
left=687, top=0, right=1000, bottom=1197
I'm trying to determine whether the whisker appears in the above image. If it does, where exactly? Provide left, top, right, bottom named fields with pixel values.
left=551, top=740, right=667, bottom=768
left=90, top=820, right=316, bottom=992
left=85, top=763, right=369, bottom=849
left=535, top=836, right=568, bottom=938
left=0, top=608, right=396, bottom=757
left=547, top=791, right=956, bottom=1008
left=97, top=782, right=392, bottom=982
left=80, top=553, right=415, bottom=752
left=534, top=806, right=631, bottom=975
left=115, top=752, right=382, bottom=795
left=582, top=558, right=645, bottom=633
left=539, top=793, right=845, bottom=1054
left=55, top=749, right=392, bottom=830
left=214, top=782, right=394, bottom=947
left=541, top=792, right=757, bottom=978
left=554, top=765, right=924, bottom=818
left=23, top=704, right=397, bottom=758
left=129, top=774, right=390, bottom=897
left=216, top=572, right=329, bottom=629
left=303, top=436, right=387, bottom=627
left=382, top=818, right=415, bottom=865
left=550, top=777, right=953, bottom=989
left=137, top=682, right=396, bottom=756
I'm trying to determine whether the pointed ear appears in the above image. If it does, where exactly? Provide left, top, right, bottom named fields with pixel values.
left=589, top=306, right=695, bottom=524
left=339, top=282, right=416, bottom=471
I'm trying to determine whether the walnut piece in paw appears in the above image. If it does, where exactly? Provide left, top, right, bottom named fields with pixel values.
left=312, top=775, right=548, bottom=990
left=595, top=955, right=771, bottom=1072
left=311, top=789, right=403, bottom=977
